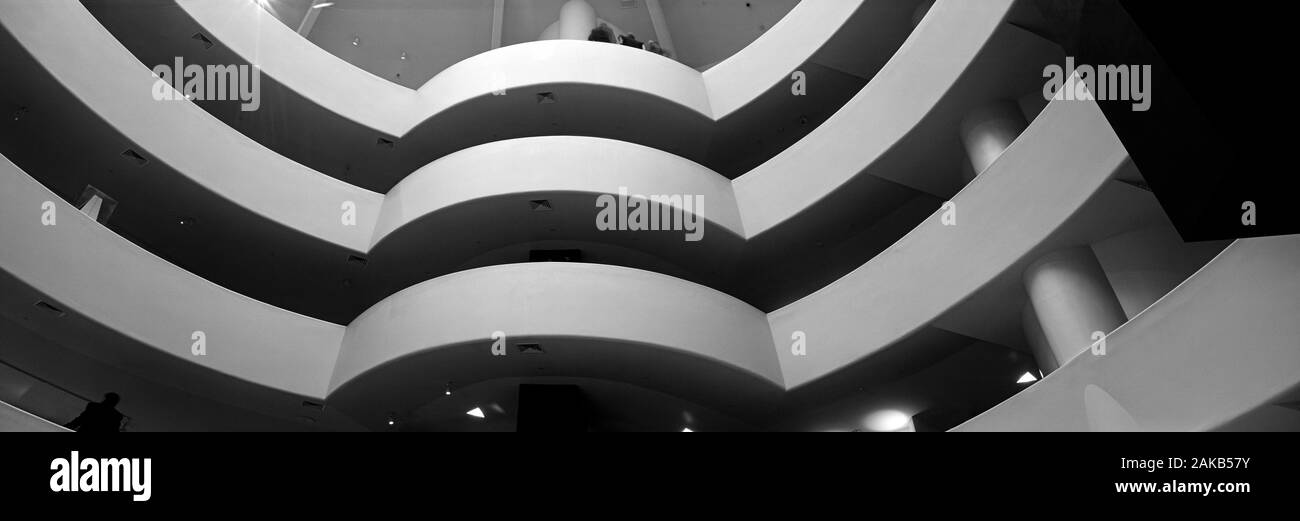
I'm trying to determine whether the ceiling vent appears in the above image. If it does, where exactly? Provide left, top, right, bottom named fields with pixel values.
left=191, top=32, right=214, bottom=49
left=518, top=343, right=545, bottom=354
left=536, top=92, right=557, bottom=104
left=34, top=300, right=66, bottom=317
left=121, top=149, right=148, bottom=166
left=529, top=200, right=553, bottom=212
left=301, top=401, right=325, bottom=411
left=346, top=254, right=368, bottom=267
left=376, top=137, right=396, bottom=149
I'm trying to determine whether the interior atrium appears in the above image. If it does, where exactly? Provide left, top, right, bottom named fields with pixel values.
left=1, top=0, right=1296, bottom=432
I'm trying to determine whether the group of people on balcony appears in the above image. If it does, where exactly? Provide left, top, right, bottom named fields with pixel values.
left=587, top=23, right=666, bottom=56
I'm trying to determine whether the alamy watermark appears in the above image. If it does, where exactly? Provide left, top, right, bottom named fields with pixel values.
left=151, top=57, right=261, bottom=111
left=1044, top=57, right=1151, bottom=112
left=596, top=187, right=704, bottom=242
left=50, top=451, right=151, bottom=502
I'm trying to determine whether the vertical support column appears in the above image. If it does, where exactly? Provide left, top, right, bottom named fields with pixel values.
left=959, top=100, right=1028, bottom=181
left=1021, top=303, right=1060, bottom=375
left=558, top=0, right=598, bottom=40
left=645, top=0, right=676, bottom=57
left=491, top=0, right=505, bottom=49
left=1023, top=246, right=1128, bottom=367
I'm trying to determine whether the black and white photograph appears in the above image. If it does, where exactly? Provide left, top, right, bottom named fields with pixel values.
left=0, top=0, right=1294, bottom=509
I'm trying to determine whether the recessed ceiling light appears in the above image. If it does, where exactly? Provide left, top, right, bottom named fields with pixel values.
left=864, top=410, right=914, bottom=432
left=351, top=35, right=360, bottom=46
left=444, top=382, right=452, bottom=396
left=1017, top=372, right=1038, bottom=384
left=312, top=2, right=334, bottom=8
left=681, top=427, right=693, bottom=432
left=466, top=407, right=485, bottom=418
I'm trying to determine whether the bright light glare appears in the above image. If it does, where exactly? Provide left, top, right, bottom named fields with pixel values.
left=864, top=410, right=914, bottom=432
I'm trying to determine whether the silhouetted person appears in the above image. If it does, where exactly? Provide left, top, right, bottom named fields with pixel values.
left=618, top=33, right=644, bottom=49
left=588, top=23, right=614, bottom=43
left=66, top=392, right=123, bottom=433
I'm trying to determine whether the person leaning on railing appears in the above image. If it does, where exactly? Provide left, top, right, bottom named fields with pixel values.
left=65, top=392, right=125, bottom=433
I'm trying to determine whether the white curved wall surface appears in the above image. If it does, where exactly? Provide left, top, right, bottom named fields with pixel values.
left=180, top=0, right=867, bottom=134
left=330, top=263, right=782, bottom=393
left=6, top=0, right=1022, bottom=261
left=0, top=0, right=383, bottom=253
left=0, top=156, right=344, bottom=399
left=182, top=0, right=710, bottom=133
left=701, top=0, right=863, bottom=118
left=734, top=0, right=1014, bottom=236
left=374, top=136, right=743, bottom=246
left=956, top=236, right=1300, bottom=431
left=769, top=98, right=1131, bottom=389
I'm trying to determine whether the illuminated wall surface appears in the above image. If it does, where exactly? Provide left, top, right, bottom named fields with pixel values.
left=0, top=0, right=1296, bottom=432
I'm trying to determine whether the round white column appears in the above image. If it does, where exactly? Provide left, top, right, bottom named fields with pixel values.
left=558, top=0, right=598, bottom=40
left=1023, top=246, right=1128, bottom=367
left=959, top=100, right=1029, bottom=180
left=1021, top=303, right=1060, bottom=375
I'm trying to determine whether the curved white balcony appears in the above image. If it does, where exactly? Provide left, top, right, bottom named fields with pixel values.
left=181, top=0, right=860, bottom=132
left=2, top=92, right=1222, bottom=429
left=955, top=236, right=1300, bottom=431
left=87, top=0, right=925, bottom=184
left=768, top=97, right=1132, bottom=389
left=0, top=154, right=344, bottom=411
left=0, top=0, right=1045, bottom=324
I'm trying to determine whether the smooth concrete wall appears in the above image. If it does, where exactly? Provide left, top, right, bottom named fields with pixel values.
left=0, top=155, right=344, bottom=400
left=3, top=156, right=776, bottom=410
left=701, top=0, right=862, bottom=118
left=1091, top=225, right=1231, bottom=320
left=9, top=0, right=1017, bottom=249
left=330, top=262, right=782, bottom=393
left=768, top=98, right=1131, bottom=389
left=182, top=0, right=711, bottom=134
left=0, top=399, right=68, bottom=432
left=181, top=0, right=866, bottom=133
left=734, top=0, right=1016, bottom=236
left=374, top=137, right=743, bottom=247
left=956, top=236, right=1300, bottom=431
left=0, top=0, right=382, bottom=253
